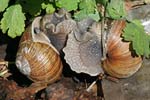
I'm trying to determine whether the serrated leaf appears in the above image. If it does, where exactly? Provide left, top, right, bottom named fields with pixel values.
left=41, top=3, right=55, bottom=14
left=74, top=0, right=100, bottom=21
left=0, top=4, right=26, bottom=38
left=74, top=9, right=100, bottom=21
left=79, top=0, right=96, bottom=13
left=19, top=0, right=43, bottom=15
left=123, top=20, right=150, bottom=57
left=88, top=10, right=101, bottom=21
left=56, top=0, right=79, bottom=11
left=106, top=0, right=126, bottom=19
left=0, top=0, right=9, bottom=12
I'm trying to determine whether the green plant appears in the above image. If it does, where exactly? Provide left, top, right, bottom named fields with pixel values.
left=0, top=0, right=100, bottom=38
left=0, top=0, right=150, bottom=57
left=123, top=20, right=150, bottom=58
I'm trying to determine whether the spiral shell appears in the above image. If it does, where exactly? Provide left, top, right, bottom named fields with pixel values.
left=15, top=17, right=63, bottom=83
left=103, top=20, right=142, bottom=78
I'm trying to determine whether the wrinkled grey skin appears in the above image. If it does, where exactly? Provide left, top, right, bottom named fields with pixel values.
left=39, top=9, right=77, bottom=52
left=63, top=18, right=104, bottom=76
left=74, top=18, right=96, bottom=42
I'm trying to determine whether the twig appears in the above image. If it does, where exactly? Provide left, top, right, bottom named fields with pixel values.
left=105, top=75, right=119, bottom=83
left=0, top=61, right=8, bottom=65
left=0, top=70, right=8, bottom=76
left=86, top=79, right=98, bottom=92
left=131, top=0, right=145, bottom=8
left=101, top=3, right=107, bottom=61
left=86, top=73, right=105, bottom=92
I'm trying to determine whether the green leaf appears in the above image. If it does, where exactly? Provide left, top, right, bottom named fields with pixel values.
left=56, top=0, right=79, bottom=11
left=106, top=0, right=126, bottom=19
left=87, top=10, right=101, bottom=21
left=74, top=9, right=100, bottom=21
left=79, top=0, right=96, bottom=13
left=41, top=3, right=55, bottom=14
left=123, top=20, right=150, bottom=57
left=0, top=0, right=9, bottom=12
left=0, top=4, right=26, bottom=38
left=74, top=0, right=100, bottom=21
left=19, top=0, right=43, bottom=15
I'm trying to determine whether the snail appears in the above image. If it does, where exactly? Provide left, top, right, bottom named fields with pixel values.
left=102, top=20, right=143, bottom=78
left=15, top=16, right=63, bottom=84
left=63, top=18, right=104, bottom=76
left=40, top=9, right=76, bottom=52
left=63, top=18, right=143, bottom=78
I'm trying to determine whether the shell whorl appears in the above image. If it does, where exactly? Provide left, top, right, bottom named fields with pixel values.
left=16, top=41, right=63, bottom=82
left=103, top=20, right=143, bottom=78
left=16, top=17, right=63, bottom=83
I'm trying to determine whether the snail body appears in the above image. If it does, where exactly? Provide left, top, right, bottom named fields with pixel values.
left=103, top=20, right=142, bottom=78
left=40, top=11, right=76, bottom=52
left=63, top=18, right=104, bottom=76
left=16, top=9, right=143, bottom=81
left=16, top=17, right=63, bottom=83
left=63, top=19, right=142, bottom=78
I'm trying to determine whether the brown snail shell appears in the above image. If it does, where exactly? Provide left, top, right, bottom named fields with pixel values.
left=103, top=20, right=143, bottom=78
left=15, top=17, right=63, bottom=83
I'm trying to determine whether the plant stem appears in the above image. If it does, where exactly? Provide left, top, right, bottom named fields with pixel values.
left=0, top=61, right=8, bottom=65
left=101, top=3, right=107, bottom=61
left=0, top=61, right=15, bottom=65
